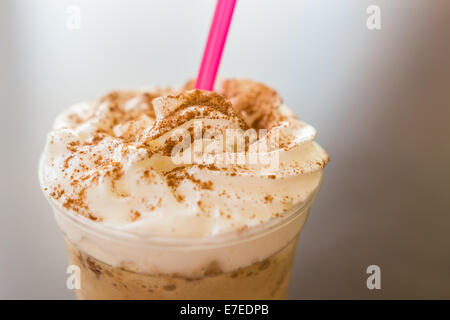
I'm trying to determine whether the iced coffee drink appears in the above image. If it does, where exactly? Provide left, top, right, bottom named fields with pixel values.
left=39, top=79, right=328, bottom=299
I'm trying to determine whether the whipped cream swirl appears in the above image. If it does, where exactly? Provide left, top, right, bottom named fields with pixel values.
left=40, top=79, right=328, bottom=237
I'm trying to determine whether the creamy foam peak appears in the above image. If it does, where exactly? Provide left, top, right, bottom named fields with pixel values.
left=40, top=79, right=328, bottom=237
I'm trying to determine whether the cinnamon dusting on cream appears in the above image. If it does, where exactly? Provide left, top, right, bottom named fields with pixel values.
left=40, top=79, right=329, bottom=237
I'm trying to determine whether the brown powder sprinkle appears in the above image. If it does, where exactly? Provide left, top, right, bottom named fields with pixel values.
left=130, top=210, right=141, bottom=221
left=264, top=195, right=274, bottom=203
left=146, top=90, right=249, bottom=141
left=63, top=155, right=74, bottom=169
left=60, top=187, right=101, bottom=221
left=219, top=79, right=288, bottom=130
left=164, top=167, right=213, bottom=191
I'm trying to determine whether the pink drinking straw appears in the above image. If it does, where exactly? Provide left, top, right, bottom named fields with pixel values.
left=195, top=0, right=237, bottom=91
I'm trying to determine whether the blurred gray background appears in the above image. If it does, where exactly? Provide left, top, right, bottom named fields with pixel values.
left=1, top=0, right=449, bottom=299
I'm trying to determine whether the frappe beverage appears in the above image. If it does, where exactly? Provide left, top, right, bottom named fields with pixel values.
left=39, top=79, right=328, bottom=299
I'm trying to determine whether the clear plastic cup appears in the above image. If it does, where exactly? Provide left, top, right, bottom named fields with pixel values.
left=45, top=175, right=321, bottom=300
